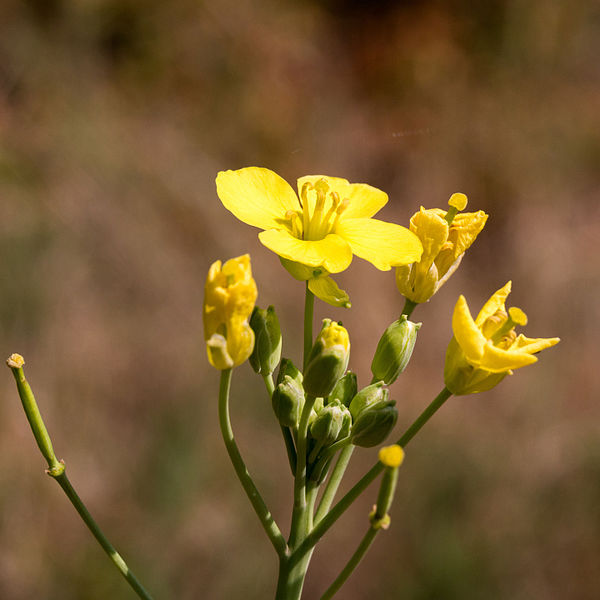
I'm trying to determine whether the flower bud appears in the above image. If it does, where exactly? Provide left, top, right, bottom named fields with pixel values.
left=249, top=305, right=282, bottom=375
left=310, top=402, right=350, bottom=446
left=272, top=375, right=304, bottom=428
left=276, top=358, right=303, bottom=386
left=371, top=316, right=421, bottom=384
left=303, top=319, right=350, bottom=398
left=350, top=401, right=398, bottom=448
left=327, top=371, right=357, bottom=407
left=349, top=382, right=389, bottom=421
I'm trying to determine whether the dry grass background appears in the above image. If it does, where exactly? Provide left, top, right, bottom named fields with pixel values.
left=1, top=1, right=599, bottom=598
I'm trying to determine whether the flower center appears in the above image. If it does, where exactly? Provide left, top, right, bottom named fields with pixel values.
left=485, top=307, right=528, bottom=348
left=286, top=178, right=350, bottom=241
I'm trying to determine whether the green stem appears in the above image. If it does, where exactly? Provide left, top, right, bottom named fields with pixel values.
left=318, top=456, right=402, bottom=598
left=319, top=529, right=377, bottom=600
left=7, top=359, right=154, bottom=600
left=54, top=472, right=154, bottom=599
left=289, top=394, right=317, bottom=547
left=309, top=437, right=351, bottom=487
left=303, top=283, right=315, bottom=370
left=290, top=387, right=453, bottom=567
left=218, top=369, right=287, bottom=558
left=315, top=445, right=355, bottom=523
left=401, top=297, right=418, bottom=319
left=263, top=374, right=297, bottom=474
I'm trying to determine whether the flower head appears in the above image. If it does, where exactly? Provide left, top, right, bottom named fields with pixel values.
left=444, top=281, right=560, bottom=395
left=396, top=194, right=488, bottom=303
left=216, top=167, right=422, bottom=306
left=204, top=254, right=257, bottom=370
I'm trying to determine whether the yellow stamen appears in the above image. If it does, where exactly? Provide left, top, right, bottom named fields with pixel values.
left=445, top=193, right=468, bottom=225
left=490, top=306, right=528, bottom=344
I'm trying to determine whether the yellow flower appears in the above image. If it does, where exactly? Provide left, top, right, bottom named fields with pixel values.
left=396, top=193, right=488, bottom=303
left=216, top=167, right=422, bottom=306
left=444, top=281, right=560, bottom=395
left=203, top=254, right=257, bottom=370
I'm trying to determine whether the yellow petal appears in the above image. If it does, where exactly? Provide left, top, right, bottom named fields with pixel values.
left=449, top=210, right=488, bottom=257
left=452, top=295, right=486, bottom=363
left=475, top=281, right=512, bottom=327
left=335, top=218, right=422, bottom=270
left=510, top=334, right=560, bottom=354
left=216, top=167, right=300, bottom=231
left=480, top=342, right=538, bottom=373
left=259, top=229, right=352, bottom=273
left=308, top=275, right=351, bottom=308
left=297, top=176, right=388, bottom=219
left=409, top=207, right=449, bottom=266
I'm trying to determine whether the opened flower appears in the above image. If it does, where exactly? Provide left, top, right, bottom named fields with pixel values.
left=444, top=281, right=559, bottom=395
left=396, top=194, right=488, bottom=304
left=216, top=167, right=422, bottom=306
left=204, top=254, right=257, bottom=370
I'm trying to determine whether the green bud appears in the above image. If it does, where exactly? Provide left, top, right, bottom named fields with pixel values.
left=310, top=402, right=347, bottom=446
left=350, top=401, right=398, bottom=448
left=276, top=358, right=303, bottom=386
left=371, top=315, right=421, bottom=385
left=249, top=305, right=282, bottom=375
left=272, top=375, right=304, bottom=428
left=303, top=319, right=350, bottom=398
left=327, top=371, right=357, bottom=407
left=349, top=382, right=389, bottom=421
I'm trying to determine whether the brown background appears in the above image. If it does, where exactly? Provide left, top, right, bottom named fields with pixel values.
left=1, top=1, right=598, bottom=598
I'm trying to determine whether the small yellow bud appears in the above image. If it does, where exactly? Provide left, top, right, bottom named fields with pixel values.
left=378, top=445, right=405, bottom=468
left=6, top=353, right=25, bottom=369
left=203, top=254, right=257, bottom=369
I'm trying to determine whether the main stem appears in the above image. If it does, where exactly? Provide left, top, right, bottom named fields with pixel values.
left=303, top=283, right=314, bottom=370
left=275, top=285, right=318, bottom=599
left=218, top=369, right=287, bottom=557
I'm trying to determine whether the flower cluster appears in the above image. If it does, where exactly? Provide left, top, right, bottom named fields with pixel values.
left=201, top=166, right=559, bottom=600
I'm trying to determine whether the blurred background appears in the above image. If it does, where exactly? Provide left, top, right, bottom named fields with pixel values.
left=1, top=0, right=598, bottom=598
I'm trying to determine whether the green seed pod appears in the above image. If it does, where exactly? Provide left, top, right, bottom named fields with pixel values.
left=272, top=375, right=304, bottom=428
left=310, top=402, right=347, bottom=446
left=303, top=319, right=350, bottom=398
left=371, top=315, right=421, bottom=385
left=349, top=382, right=389, bottom=421
left=327, top=371, right=357, bottom=407
left=350, top=401, right=398, bottom=448
left=249, top=305, right=282, bottom=375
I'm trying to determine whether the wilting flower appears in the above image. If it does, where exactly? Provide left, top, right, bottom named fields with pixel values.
left=444, top=281, right=559, bottom=395
left=396, top=194, right=487, bottom=303
left=216, top=167, right=422, bottom=306
left=204, top=254, right=257, bottom=370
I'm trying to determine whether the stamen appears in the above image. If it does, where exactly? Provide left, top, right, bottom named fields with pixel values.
left=331, top=197, right=350, bottom=230
left=285, top=210, right=302, bottom=238
left=490, top=306, right=528, bottom=344
left=307, top=178, right=329, bottom=240
left=321, top=191, right=341, bottom=230
left=445, top=193, right=468, bottom=225
left=300, top=182, right=312, bottom=238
